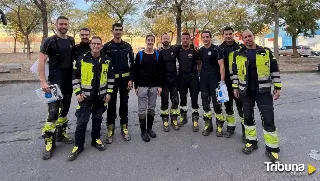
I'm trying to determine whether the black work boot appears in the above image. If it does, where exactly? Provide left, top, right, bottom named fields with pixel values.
left=139, top=118, right=150, bottom=142
left=242, top=143, right=258, bottom=155
left=162, top=117, right=170, bottom=132
left=91, top=139, right=107, bottom=151
left=179, top=110, right=188, bottom=127
left=105, top=124, right=115, bottom=144
left=202, top=118, right=213, bottom=136
left=147, top=115, right=156, bottom=138
left=171, top=116, right=179, bottom=131
left=265, top=151, right=280, bottom=163
left=121, top=124, right=131, bottom=141
left=67, top=145, right=84, bottom=161
left=192, top=113, right=199, bottom=132
left=225, top=126, right=236, bottom=138
left=42, top=136, right=56, bottom=160
left=56, top=123, right=74, bottom=144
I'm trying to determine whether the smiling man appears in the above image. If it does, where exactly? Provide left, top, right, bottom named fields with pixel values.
left=133, top=34, right=162, bottom=142
left=231, top=30, right=282, bottom=162
left=102, top=23, right=134, bottom=143
left=198, top=30, right=225, bottom=137
left=39, top=16, right=75, bottom=160
left=73, top=27, right=91, bottom=60
left=68, top=36, right=115, bottom=161
left=219, top=27, right=245, bottom=140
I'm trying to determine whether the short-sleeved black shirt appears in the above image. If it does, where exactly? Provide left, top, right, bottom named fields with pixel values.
left=40, top=35, right=75, bottom=87
left=199, top=44, right=224, bottom=73
left=159, top=47, right=177, bottom=74
left=176, top=46, right=199, bottom=74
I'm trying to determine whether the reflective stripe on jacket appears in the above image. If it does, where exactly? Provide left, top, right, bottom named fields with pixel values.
left=72, top=52, right=115, bottom=98
left=231, top=45, right=282, bottom=94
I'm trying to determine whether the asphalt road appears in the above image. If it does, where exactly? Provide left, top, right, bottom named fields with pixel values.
left=1, top=73, right=320, bottom=181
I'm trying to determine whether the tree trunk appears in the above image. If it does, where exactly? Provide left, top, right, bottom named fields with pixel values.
left=23, top=40, right=26, bottom=53
left=13, top=37, right=17, bottom=53
left=25, top=34, right=31, bottom=60
left=273, top=5, right=280, bottom=61
left=292, top=35, right=299, bottom=57
left=176, top=7, right=182, bottom=45
left=42, top=8, right=48, bottom=43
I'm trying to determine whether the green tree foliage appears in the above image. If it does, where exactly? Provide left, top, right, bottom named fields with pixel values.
left=85, top=0, right=141, bottom=24
left=281, top=0, right=320, bottom=57
left=0, top=0, right=41, bottom=60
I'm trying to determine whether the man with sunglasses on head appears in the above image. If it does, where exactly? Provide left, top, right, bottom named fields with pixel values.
left=102, top=23, right=134, bottom=144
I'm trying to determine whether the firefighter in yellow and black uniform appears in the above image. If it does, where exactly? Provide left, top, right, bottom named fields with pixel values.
left=68, top=36, right=115, bottom=161
left=231, top=30, right=282, bottom=162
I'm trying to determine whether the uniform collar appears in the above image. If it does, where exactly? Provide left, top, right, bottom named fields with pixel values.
left=239, top=44, right=264, bottom=52
left=84, top=51, right=106, bottom=58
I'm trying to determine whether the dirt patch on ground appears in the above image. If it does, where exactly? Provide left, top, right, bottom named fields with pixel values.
left=0, top=53, right=38, bottom=64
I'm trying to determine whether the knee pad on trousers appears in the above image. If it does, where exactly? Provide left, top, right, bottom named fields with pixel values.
left=263, top=124, right=276, bottom=132
left=48, top=106, right=59, bottom=121
left=147, top=109, right=155, bottom=116
left=139, top=113, right=146, bottom=120
left=172, top=97, right=179, bottom=108
left=161, top=104, right=169, bottom=110
left=201, top=92, right=209, bottom=98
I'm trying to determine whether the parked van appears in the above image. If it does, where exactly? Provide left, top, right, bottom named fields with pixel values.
left=279, top=45, right=311, bottom=57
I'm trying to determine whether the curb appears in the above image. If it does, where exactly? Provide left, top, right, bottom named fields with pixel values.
left=0, top=79, right=38, bottom=84
left=281, top=70, right=318, bottom=74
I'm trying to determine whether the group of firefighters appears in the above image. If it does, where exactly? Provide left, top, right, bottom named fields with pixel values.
left=38, top=16, right=282, bottom=163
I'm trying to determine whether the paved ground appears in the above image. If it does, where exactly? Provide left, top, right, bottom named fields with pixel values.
left=1, top=73, right=320, bottom=181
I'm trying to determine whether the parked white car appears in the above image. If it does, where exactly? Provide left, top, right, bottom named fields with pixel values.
left=279, top=45, right=311, bottom=57
left=19, top=47, right=34, bottom=53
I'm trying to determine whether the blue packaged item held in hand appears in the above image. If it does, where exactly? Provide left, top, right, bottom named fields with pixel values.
left=35, top=84, right=63, bottom=104
left=216, top=84, right=229, bottom=103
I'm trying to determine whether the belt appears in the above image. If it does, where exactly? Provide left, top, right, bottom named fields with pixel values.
left=115, top=72, right=130, bottom=78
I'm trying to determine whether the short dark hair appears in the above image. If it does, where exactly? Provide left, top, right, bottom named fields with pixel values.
left=80, top=27, right=90, bottom=33
left=112, top=23, right=123, bottom=30
left=91, top=36, right=102, bottom=43
left=161, top=33, right=169, bottom=39
left=222, top=27, right=234, bottom=34
left=56, top=16, right=68, bottom=22
left=146, top=34, right=155, bottom=41
left=201, top=30, right=212, bottom=38
left=182, top=32, right=190, bottom=37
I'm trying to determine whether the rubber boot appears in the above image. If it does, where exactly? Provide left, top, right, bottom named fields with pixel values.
left=225, top=126, right=236, bottom=138
left=139, top=118, right=150, bottom=142
left=171, top=116, right=179, bottom=131
left=192, top=113, right=199, bottom=132
left=121, top=124, right=131, bottom=141
left=202, top=117, right=213, bottom=136
left=147, top=115, right=156, bottom=138
left=178, top=110, right=188, bottom=127
left=67, top=145, right=84, bottom=161
left=105, top=124, right=115, bottom=144
left=162, top=117, right=170, bottom=132
left=56, top=123, right=74, bottom=144
left=42, top=136, right=56, bottom=160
